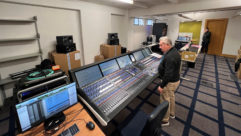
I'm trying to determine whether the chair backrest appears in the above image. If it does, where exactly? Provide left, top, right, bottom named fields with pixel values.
left=120, top=101, right=169, bottom=136
left=141, top=101, right=169, bottom=136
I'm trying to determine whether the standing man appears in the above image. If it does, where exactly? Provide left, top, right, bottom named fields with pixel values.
left=158, top=37, right=181, bottom=127
left=201, top=27, right=211, bottom=53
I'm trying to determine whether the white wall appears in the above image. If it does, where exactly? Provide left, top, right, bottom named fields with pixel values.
left=0, top=0, right=129, bottom=106
left=111, top=14, right=127, bottom=47
left=128, top=18, right=154, bottom=51
left=128, top=10, right=241, bottom=56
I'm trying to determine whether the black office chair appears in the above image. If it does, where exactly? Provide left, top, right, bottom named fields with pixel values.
left=120, top=101, right=169, bottom=136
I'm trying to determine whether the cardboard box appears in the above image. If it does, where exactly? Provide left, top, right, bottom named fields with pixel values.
left=181, top=51, right=197, bottom=62
left=52, top=50, right=81, bottom=75
left=94, top=55, right=104, bottom=62
left=100, top=44, right=121, bottom=59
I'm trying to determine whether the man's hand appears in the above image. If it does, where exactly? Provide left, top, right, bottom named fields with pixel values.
left=158, top=86, right=163, bottom=93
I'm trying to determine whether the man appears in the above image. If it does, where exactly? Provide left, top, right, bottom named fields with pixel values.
left=158, top=36, right=181, bottom=127
left=201, top=27, right=211, bottom=53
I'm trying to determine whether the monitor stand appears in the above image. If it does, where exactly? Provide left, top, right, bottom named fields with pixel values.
left=44, top=112, right=66, bottom=131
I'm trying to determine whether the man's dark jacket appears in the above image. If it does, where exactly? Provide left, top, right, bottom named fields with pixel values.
left=158, top=47, right=181, bottom=88
left=202, top=31, right=211, bottom=47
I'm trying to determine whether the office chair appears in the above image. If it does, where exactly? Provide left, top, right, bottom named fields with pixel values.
left=120, top=101, right=169, bottom=136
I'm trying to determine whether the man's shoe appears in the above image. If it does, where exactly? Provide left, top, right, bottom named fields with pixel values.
left=170, top=115, right=175, bottom=119
left=161, top=121, right=169, bottom=127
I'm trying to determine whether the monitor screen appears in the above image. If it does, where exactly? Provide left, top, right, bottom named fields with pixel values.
left=144, top=48, right=152, bottom=55
left=133, top=51, right=145, bottom=61
left=99, top=59, right=120, bottom=76
left=75, top=65, right=103, bottom=88
left=15, top=83, right=77, bottom=132
left=116, top=55, right=132, bottom=68
left=142, top=49, right=149, bottom=57
left=130, top=54, right=135, bottom=62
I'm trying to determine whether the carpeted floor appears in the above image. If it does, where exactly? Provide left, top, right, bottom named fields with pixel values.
left=100, top=53, right=241, bottom=136
left=0, top=53, right=241, bottom=136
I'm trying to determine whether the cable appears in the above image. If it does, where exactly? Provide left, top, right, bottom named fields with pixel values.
left=44, top=107, right=85, bottom=135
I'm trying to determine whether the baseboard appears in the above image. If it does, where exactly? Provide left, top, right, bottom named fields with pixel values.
left=221, top=54, right=236, bottom=58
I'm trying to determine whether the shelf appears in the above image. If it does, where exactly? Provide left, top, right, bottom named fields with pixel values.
left=0, top=77, right=17, bottom=86
left=0, top=17, right=36, bottom=23
left=0, top=37, right=39, bottom=43
left=0, top=52, right=41, bottom=63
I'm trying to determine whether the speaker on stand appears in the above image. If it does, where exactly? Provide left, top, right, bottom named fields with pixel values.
left=151, top=23, right=167, bottom=54
left=152, top=23, right=168, bottom=42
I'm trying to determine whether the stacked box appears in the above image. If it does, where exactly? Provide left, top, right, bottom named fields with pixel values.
left=94, top=55, right=104, bottom=62
left=52, top=50, right=81, bottom=75
left=181, top=51, right=197, bottom=62
left=100, top=44, right=121, bottom=59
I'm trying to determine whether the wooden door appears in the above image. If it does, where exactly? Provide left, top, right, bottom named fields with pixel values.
left=205, top=19, right=228, bottom=55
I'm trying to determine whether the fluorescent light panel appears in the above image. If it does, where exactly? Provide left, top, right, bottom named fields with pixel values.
left=119, top=0, right=133, bottom=4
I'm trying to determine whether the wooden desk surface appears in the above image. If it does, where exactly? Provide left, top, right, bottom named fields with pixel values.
left=18, top=103, right=105, bottom=136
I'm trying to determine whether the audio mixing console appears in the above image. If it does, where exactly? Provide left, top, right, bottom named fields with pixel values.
left=70, top=47, right=163, bottom=126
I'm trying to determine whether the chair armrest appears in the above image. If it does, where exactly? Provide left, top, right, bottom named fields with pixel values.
left=148, top=101, right=169, bottom=122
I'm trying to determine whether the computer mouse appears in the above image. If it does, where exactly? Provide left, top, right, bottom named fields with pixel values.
left=86, top=121, right=95, bottom=130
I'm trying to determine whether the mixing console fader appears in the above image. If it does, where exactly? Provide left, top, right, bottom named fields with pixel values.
left=82, top=78, right=114, bottom=100
left=141, top=56, right=160, bottom=67
left=106, top=69, right=132, bottom=85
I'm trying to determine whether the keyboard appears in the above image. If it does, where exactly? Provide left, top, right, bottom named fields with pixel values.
left=58, top=123, right=79, bottom=136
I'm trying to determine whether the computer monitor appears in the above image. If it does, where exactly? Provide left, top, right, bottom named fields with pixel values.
left=144, top=48, right=152, bottom=55
left=74, top=65, right=103, bottom=88
left=133, top=51, right=145, bottom=61
left=15, top=82, right=78, bottom=132
left=116, top=55, right=132, bottom=68
left=99, top=59, right=120, bottom=76
left=129, top=54, right=135, bottom=62
left=141, top=49, right=149, bottom=57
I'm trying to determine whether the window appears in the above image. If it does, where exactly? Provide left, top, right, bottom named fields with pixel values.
left=147, top=19, right=153, bottom=25
left=133, top=18, right=144, bottom=26
left=134, top=18, right=139, bottom=25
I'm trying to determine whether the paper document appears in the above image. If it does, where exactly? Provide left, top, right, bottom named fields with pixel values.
left=151, top=53, right=162, bottom=58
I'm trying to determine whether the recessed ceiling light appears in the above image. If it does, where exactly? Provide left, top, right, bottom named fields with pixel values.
left=119, top=0, right=133, bottom=4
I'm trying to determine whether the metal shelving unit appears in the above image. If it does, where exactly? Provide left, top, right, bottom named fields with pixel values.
left=0, top=16, right=43, bottom=63
left=0, top=16, right=43, bottom=106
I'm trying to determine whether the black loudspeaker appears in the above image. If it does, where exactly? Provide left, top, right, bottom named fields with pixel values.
left=152, top=23, right=168, bottom=42
left=108, top=33, right=118, bottom=39
left=56, top=35, right=76, bottom=53
left=107, top=33, right=119, bottom=45
left=108, top=39, right=119, bottom=45
left=56, top=43, right=76, bottom=53
left=121, top=47, right=127, bottom=54
left=56, top=35, right=73, bottom=46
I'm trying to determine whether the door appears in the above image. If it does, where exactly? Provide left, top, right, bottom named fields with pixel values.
left=205, top=19, right=228, bottom=55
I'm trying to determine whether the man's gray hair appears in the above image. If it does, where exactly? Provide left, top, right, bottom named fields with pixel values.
left=159, top=36, right=172, bottom=46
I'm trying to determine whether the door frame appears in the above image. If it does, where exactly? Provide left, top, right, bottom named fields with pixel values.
left=205, top=18, right=228, bottom=56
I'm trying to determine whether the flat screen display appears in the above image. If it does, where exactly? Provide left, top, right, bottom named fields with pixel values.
left=116, top=55, right=132, bottom=68
left=99, top=59, right=120, bottom=76
left=16, top=83, right=77, bottom=132
left=144, top=48, right=152, bottom=55
left=133, top=51, right=145, bottom=61
left=75, top=65, right=103, bottom=88
left=142, top=49, right=149, bottom=57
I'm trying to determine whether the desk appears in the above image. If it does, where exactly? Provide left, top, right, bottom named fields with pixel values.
left=17, top=103, right=105, bottom=136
